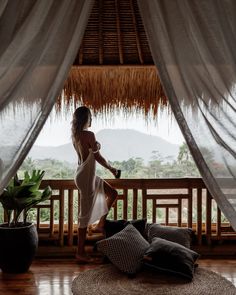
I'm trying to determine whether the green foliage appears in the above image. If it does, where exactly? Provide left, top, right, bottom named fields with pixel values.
left=17, top=158, right=75, bottom=179
left=0, top=170, right=52, bottom=226
left=96, top=144, right=200, bottom=179
left=17, top=143, right=201, bottom=180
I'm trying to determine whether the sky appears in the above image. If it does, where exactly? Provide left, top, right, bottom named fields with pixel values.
left=35, top=108, right=185, bottom=147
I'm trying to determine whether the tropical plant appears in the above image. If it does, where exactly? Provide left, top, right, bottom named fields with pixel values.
left=0, top=170, right=52, bottom=227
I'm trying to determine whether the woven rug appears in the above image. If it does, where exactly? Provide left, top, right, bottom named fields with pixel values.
left=72, top=264, right=236, bottom=295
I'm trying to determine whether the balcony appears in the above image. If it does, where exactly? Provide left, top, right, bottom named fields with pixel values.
left=1, top=178, right=234, bottom=257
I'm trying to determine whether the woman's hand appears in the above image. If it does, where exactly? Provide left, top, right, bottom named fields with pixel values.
left=110, top=167, right=121, bottom=178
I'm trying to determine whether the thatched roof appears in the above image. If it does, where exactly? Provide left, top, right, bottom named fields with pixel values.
left=59, top=0, right=168, bottom=117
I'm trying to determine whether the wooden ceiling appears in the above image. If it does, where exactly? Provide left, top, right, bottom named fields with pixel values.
left=60, top=0, right=167, bottom=117
left=73, top=0, right=154, bottom=66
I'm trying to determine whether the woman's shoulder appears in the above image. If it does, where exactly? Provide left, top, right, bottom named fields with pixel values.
left=79, top=130, right=96, bottom=145
left=81, top=130, right=95, bottom=138
left=77, top=130, right=93, bottom=136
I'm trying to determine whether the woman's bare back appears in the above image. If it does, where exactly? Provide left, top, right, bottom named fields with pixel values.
left=73, top=130, right=97, bottom=163
left=73, top=130, right=117, bottom=177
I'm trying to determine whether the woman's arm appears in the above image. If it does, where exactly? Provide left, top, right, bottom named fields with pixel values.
left=95, top=152, right=117, bottom=176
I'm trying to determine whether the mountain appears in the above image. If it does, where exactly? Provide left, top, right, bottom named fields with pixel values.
left=96, top=129, right=180, bottom=163
left=28, top=129, right=180, bottom=164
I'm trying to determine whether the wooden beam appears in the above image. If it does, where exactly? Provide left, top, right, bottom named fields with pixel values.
left=115, top=0, right=124, bottom=64
left=130, top=0, right=144, bottom=64
left=72, top=65, right=156, bottom=69
left=99, top=0, right=103, bottom=65
left=78, top=41, right=84, bottom=65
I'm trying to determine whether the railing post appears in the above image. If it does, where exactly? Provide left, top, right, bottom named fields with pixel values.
left=123, top=189, right=128, bottom=220
left=49, top=197, right=55, bottom=238
left=177, top=197, right=182, bottom=227
left=132, top=188, right=138, bottom=220
left=188, top=188, right=193, bottom=229
left=206, top=190, right=212, bottom=245
left=216, top=206, right=221, bottom=240
left=197, top=188, right=202, bottom=245
left=153, top=199, right=157, bottom=224
left=142, top=189, right=147, bottom=220
left=165, top=207, right=169, bottom=225
left=59, top=189, right=65, bottom=246
left=68, top=189, right=74, bottom=246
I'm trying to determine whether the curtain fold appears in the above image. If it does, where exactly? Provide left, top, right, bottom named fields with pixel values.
left=138, top=0, right=236, bottom=230
left=0, top=0, right=94, bottom=192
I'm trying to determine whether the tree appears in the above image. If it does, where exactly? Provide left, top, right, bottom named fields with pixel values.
left=19, top=157, right=36, bottom=174
left=148, top=150, right=164, bottom=178
left=178, top=143, right=191, bottom=163
left=177, top=143, right=200, bottom=177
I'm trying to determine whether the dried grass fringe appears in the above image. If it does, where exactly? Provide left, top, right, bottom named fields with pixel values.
left=57, top=66, right=168, bottom=118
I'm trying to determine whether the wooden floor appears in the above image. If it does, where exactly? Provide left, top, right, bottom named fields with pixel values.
left=0, top=258, right=235, bottom=295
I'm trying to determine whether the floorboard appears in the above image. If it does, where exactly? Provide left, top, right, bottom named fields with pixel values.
left=0, top=258, right=235, bottom=295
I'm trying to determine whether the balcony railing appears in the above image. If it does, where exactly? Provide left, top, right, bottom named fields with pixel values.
left=1, top=178, right=235, bottom=251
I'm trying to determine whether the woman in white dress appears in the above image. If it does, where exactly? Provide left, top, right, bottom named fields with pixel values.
left=72, top=106, right=118, bottom=263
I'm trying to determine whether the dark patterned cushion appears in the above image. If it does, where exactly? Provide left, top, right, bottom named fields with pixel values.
left=105, top=219, right=147, bottom=238
left=104, top=219, right=127, bottom=238
left=96, top=224, right=149, bottom=274
left=143, top=237, right=199, bottom=280
left=146, top=223, right=193, bottom=248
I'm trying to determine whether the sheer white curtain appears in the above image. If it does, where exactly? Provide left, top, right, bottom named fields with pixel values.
left=138, top=0, right=236, bottom=230
left=0, top=0, right=94, bottom=192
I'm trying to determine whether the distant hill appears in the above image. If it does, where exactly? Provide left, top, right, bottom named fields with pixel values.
left=28, top=129, right=180, bottom=164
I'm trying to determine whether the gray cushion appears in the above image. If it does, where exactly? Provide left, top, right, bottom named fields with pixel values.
left=143, top=237, right=199, bottom=280
left=96, top=224, right=149, bottom=274
left=146, top=223, right=193, bottom=248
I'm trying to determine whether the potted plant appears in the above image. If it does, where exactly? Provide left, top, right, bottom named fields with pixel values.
left=0, top=170, right=52, bottom=273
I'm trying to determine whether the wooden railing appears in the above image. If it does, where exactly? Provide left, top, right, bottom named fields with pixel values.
left=32, top=178, right=235, bottom=247
left=2, top=178, right=235, bottom=250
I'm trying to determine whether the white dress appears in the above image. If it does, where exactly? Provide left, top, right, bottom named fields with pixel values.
left=74, top=144, right=108, bottom=228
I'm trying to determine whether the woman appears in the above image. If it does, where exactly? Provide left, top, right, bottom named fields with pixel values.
left=72, top=106, right=118, bottom=263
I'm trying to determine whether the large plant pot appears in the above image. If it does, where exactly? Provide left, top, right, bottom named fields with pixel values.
left=0, top=222, right=38, bottom=273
